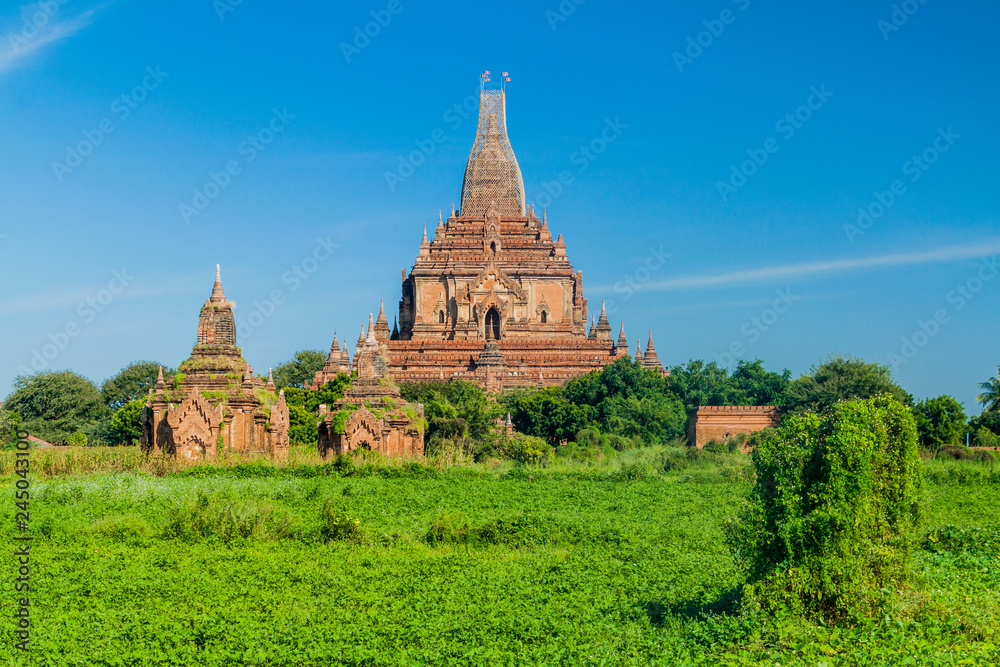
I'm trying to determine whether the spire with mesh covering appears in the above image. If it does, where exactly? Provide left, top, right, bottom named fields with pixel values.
left=460, top=89, right=525, bottom=217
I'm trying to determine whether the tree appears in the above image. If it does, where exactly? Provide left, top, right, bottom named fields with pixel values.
left=101, top=361, right=173, bottom=410
left=1, top=409, right=22, bottom=448
left=726, top=395, right=922, bottom=620
left=912, top=395, right=967, bottom=450
left=728, top=360, right=792, bottom=406
left=4, top=371, right=109, bottom=444
left=102, top=398, right=147, bottom=446
left=977, top=365, right=1000, bottom=413
left=273, top=350, right=327, bottom=389
left=282, top=375, right=354, bottom=445
left=664, top=360, right=733, bottom=408
left=783, top=355, right=912, bottom=414
left=401, top=381, right=501, bottom=441
left=501, top=387, right=591, bottom=445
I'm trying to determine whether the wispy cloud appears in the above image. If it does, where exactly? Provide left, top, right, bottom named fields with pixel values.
left=0, top=3, right=104, bottom=74
left=609, top=240, right=1000, bottom=292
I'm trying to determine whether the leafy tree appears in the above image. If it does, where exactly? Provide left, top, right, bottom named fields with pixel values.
left=101, top=398, right=148, bottom=446
left=273, top=350, right=327, bottom=389
left=401, top=381, right=501, bottom=441
left=970, top=409, right=1000, bottom=437
left=728, top=360, right=792, bottom=406
left=501, top=387, right=591, bottom=445
left=1, top=409, right=22, bottom=448
left=783, top=355, right=912, bottom=414
left=283, top=375, right=354, bottom=445
left=978, top=365, right=1000, bottom=413
left=101, top=361, right=173, bottom=410
left=912, top=396, right=967, bottom=450
left=4, top=371, right=109, bottom=444
left=664, top=360, right=733, bottom=408
left=726, top=395, right=922, bottom=620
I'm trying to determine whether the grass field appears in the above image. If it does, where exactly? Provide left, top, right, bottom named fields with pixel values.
left=3, top=447, right=1000, bottom=666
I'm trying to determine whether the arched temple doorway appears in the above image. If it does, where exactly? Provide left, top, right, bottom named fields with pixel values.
left=485, top=307, right=501, bottom=340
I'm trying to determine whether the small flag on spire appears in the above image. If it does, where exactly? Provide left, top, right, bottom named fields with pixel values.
left=502, top=71, right=509, bottom=77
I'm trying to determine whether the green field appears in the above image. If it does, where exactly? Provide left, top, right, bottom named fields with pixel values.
left=3, top=449, right=1000, bottom=666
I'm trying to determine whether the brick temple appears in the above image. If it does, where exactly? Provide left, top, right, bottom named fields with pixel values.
left=314, top=86, right=664, bottom=392
left=142, top=266, right=290, bottom=459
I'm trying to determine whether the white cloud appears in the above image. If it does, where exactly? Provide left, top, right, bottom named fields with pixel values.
left=0, top=4, right=104, bottom=74
left=636, top=241, right=1000, bottom=292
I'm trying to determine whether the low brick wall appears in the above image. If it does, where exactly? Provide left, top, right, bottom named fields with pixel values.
left=687, top=406, right=782, bottom=450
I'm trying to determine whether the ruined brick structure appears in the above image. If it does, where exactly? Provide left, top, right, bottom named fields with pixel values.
left=313, top=87, right=663, bottom=392
left=317, top=315, right=424, bottom=457
left=686, top=406, right=782, bottom=450
left=142, top=266, right=290, bottom=459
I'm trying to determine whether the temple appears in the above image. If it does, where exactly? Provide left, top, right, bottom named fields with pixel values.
left=314, top=85, right=664, bottom=392
left=142, top=266, right=290, bottom=459
left=317, top=315, right=424, bottom=457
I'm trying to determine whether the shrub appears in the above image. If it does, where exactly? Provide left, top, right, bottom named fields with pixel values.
left=974, top=427, right=1000, bottom=449
left=503, top=434, right=553, bottom=465
left=726, top=395, right=923, bottom=620
left=320, top=500, right=365, bottom=543
left=67, top=431, right=88, bottom=447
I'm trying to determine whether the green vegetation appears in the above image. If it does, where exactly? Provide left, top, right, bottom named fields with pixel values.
left=913, top=395, right=968, bottom=451
left=727, top=396, right=922, bottom=621
left=2, top=447, right=1000, bottom=665
left=3, top=371, right=109, bottom=444
left=783, top=355, right=912, bottom=414
left=272, top=349, right=327, bottom=389
left=100, top=361, right=172, bottom=410
left=978, top=365, right=1000, bottom=412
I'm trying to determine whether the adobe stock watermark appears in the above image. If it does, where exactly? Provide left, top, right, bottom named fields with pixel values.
left=673, top=0, right=751, bottom=73
left=52, top=66, right=169, bottom=182
left=16, top=269, right=134, bottom=376
left=603, top=245, right=672, bottom=316
left=179, top=107, right=295, bottom=224
left=213, top=0, right=245, bottom=21
left=236, top=236, right=338, bottom=340
left=714, top=288, right=799, bottom=367
left=12, top=429, right=32, bottom=653
left=532, top=117, right=628, bottom=209
left=888, top=254, right=997, bottom=371
left=843, top=127, right=959, bottom=244
left=717, top=84, right=833, bottom=202
left=5, top=0, right=70, bottom=54
left=340, top=0, right=406, bottom=64
left=878, top=0, right=930, bottom=41
left=385, top=91, right=479, bottom=192
left=545, top=0, right=586, bottom=31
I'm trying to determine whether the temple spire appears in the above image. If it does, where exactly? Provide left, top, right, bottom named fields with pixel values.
left=617, top=323, right=628, bottom=349
left=266, top=368, right=275, bottom=391
left=460, top=88, right=525, bottom=217
left=210, top=264, right=226, bottom=303
left=155, top=366, right=165, bottom=394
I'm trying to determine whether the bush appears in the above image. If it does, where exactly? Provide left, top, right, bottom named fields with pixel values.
left=503, top=434, right=553, bottom=465
left=726, top=395, right=923, bottom=620
left=67, top=431, right=88, bottom=447
left=973, top=427, right=1000, bottom=448
left=320, top=500, right=365, bottom=543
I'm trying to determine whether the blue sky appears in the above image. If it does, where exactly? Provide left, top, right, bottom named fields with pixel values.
left=1, top=0, right=997, bottom=415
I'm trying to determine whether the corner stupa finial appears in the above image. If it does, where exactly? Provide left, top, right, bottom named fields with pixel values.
left=210, top=264, right=225, bottom=302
